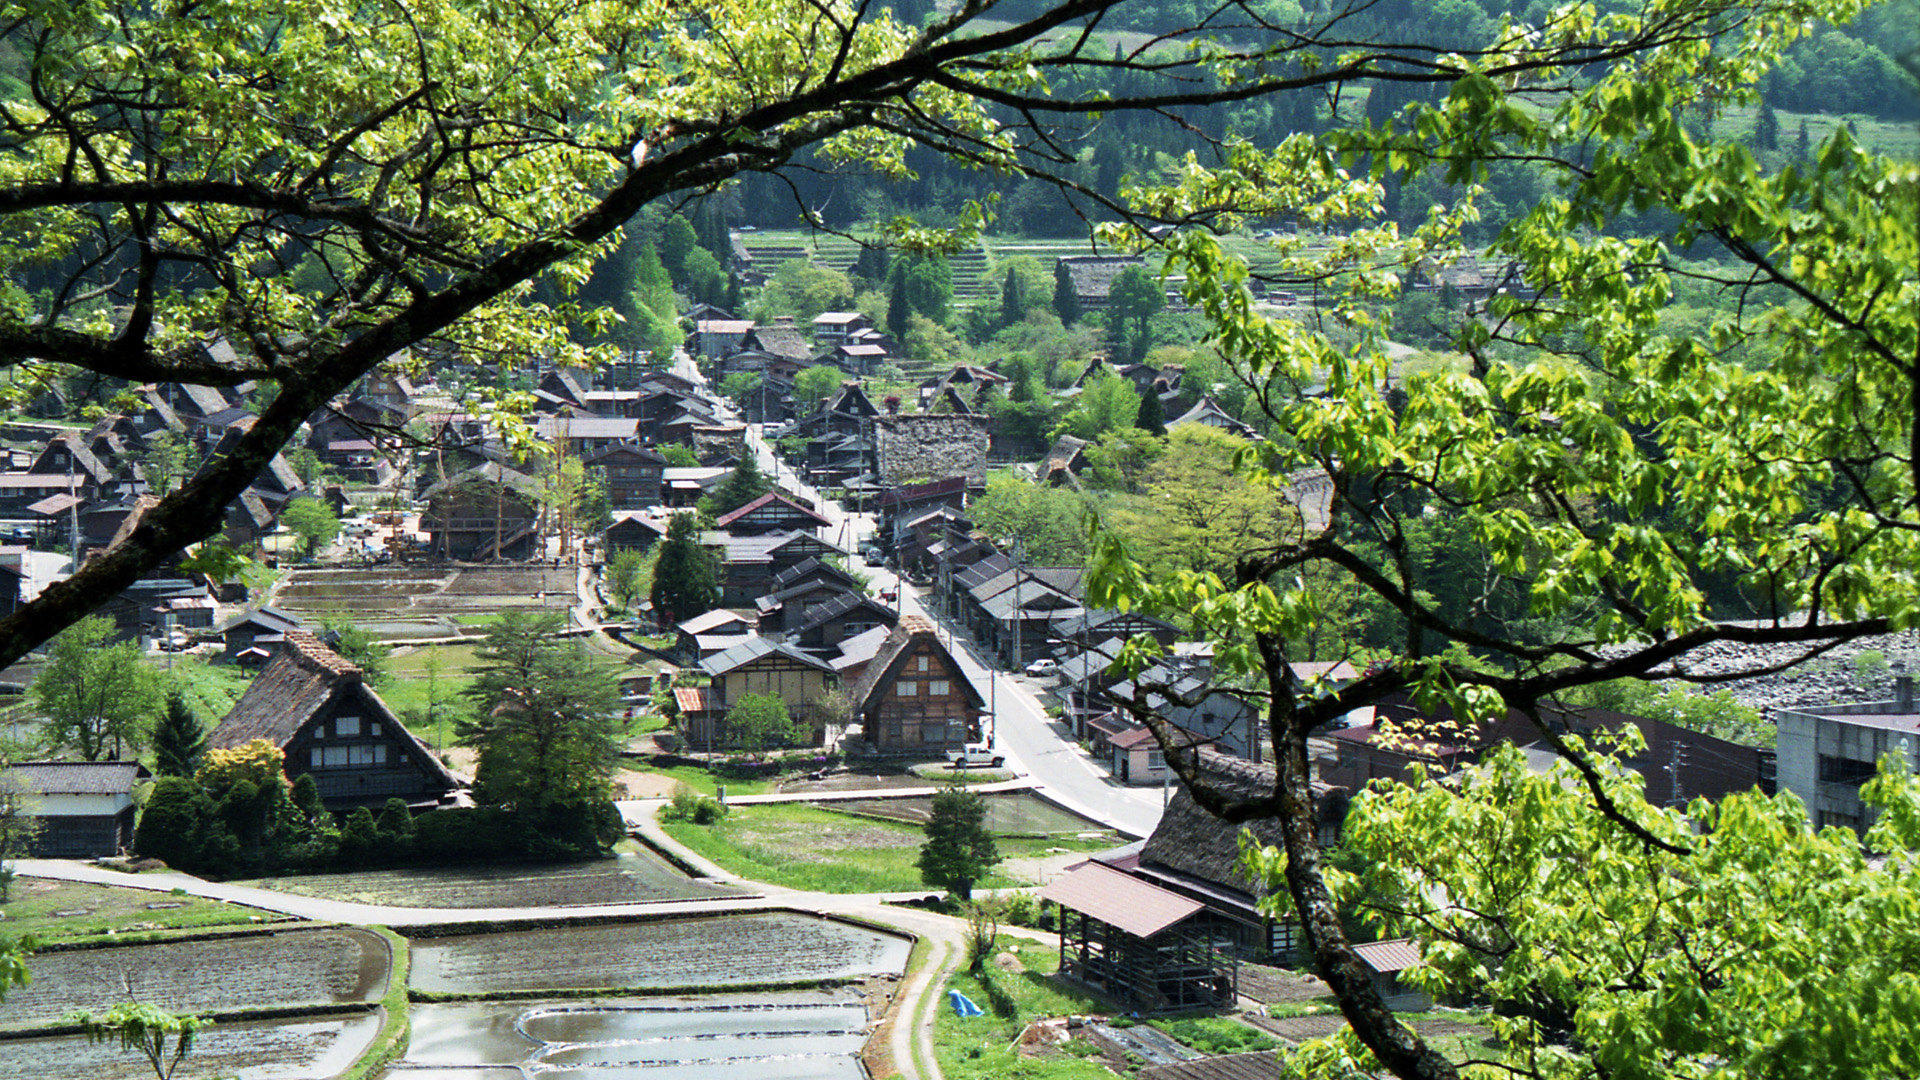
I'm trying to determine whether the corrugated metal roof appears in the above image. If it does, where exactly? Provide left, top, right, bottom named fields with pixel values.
left=1039, top=861, right=1205, bottom=938
left=1352, top=937, right=1422, bottom=974
left=1137, top=1050, right=1284, bottom=1080
left=673, top=687, right=708, bottom=713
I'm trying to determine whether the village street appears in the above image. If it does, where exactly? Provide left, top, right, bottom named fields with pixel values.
left=743, top=423, right=1166, bottom=840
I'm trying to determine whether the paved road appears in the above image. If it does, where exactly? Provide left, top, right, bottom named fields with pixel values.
left=743, top=425, right=1165, bottom=840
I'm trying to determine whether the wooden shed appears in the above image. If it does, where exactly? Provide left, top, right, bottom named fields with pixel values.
left=1041, top=859, right=1239, bottom=1012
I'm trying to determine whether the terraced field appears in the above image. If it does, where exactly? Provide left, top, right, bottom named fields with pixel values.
left=0, top=927, right=389, bottom=1029
left=408, top=913, right=911, bottom=995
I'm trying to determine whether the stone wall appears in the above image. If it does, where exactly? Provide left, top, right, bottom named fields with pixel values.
left=873, top=415, right=991, bottom=485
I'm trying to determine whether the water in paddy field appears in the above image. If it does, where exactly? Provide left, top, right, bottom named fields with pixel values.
left=386, top=991, right=870, bottom=1079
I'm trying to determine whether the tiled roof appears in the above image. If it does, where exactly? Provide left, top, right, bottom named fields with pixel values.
left=5, top=760, right=148, bottom=796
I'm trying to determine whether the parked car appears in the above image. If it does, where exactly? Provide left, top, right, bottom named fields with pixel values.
left=1024, top=658, right=1059, bottom=677
left=948, top=745, right=1005, bottom=769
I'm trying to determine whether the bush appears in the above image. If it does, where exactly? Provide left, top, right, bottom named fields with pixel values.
left=690, top=797, right=727, bottom=825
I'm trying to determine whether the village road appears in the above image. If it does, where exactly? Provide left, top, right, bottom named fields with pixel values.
left=742, top=424, right=1165, bottom=840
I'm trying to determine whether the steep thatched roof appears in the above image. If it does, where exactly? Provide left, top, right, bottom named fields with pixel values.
left=847, top=614, right=984, bottom=715
left=1138, top=749, right=1345, bottom=899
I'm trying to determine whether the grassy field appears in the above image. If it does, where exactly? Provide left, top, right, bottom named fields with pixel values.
left=934, top=938, right=1117, bottom=1080
left=1, top=878, right=286, bottom=945
left=658, top=803, right=1110, bottom=893
left=638, top=763, right=776, bottom=797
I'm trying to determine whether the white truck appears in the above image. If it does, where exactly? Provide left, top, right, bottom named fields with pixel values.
left=947, top=744, right=1006, bottom=769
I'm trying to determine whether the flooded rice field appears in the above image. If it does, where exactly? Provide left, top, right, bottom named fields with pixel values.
left=0, top=927, right=388, bottom=1029
left=835, top=791, right=1110, bottom=835
left=0, top=1010, right=383, bottom=1079
left=409, top=912, right=911, bottom=995
left=384, top=991, right=869, bottom=1080
left=244, top=849, right=741, bottom=908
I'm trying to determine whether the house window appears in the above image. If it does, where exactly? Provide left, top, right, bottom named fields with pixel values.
left=918, top=656, right=929, bottom=672
left=929, top=680, right=950, bottom=696
left=336, top=715, right=362, bottom=737
left=1148, top=750, right=1166, bottom=771
left=321, top=746, right=349, bottom=767
left=897, top=681, right=918, bottom=697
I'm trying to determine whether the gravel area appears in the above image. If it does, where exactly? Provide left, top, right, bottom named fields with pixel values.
left=1648, top=631, right=1920, bottom=712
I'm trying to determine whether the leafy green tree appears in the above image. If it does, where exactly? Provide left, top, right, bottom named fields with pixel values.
left=1106, top=263, right=1164, bottom=360
left=320, top=619, right=391, bottom=687
left=967, top=471, right=1090, bottom=567
left=1258, top=743, right=1920, bottom=1079
left=1088, top=8, right=1920, bottom=1076
left=886, top=269, right=913, bottom=336
left=132, top=776, right=224, bottom=870
left=650, top=512, right=719, bottom=627
left=0, top=763, right=44, bottom=901
left=680, top=245, right=732, bottom=309
left=280, top=496, right=340, bottom=558
left=33, top=616, right=160, bottom=761
left=757, top=259, right=856, bottom=324
left=605, top=547, right=653, bottom=611
left=462, top=610, right=624, bottom=808
left=658, top=444, right=701, bottom=467
left=917, top=786, right=999, bottom=900
left=792, top=364, right=847, bottom=415
left=151, top=692, right=207, bottom=778
left=1752, top=100, right=1780, bottom=152
left=1052, top=369, right=1140, bottom=442
left=660, top=214, right=700, bottom=280
left=726, top=692, right=798, bottom=758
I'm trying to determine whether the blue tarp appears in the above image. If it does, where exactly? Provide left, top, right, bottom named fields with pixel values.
left=948, top=989, right=984, bottom=1017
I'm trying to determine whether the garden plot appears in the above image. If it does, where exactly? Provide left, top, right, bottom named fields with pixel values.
left=387, top=990, right=870, bottom=1080
left=0, top=1012, right=382, bottom=1079
left=242, top=850, right=742, bottom=908
left=0, top=928, right=388, bottom=1029
left=408, top=913, right=911, bottom=995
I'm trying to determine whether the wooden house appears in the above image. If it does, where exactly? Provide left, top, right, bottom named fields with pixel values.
left=849, top=615, right=984, bottom=754
left=208, top=631, right=462, bottom=812
left=706, top=530, right=847, bottom=605
left=689, top=637, right=836, bottom=748
left=812, top=311, right=872, bottom=346
left=420, top=462, right=542, bottom=560
left=782, top=591, right=898, bottom=655
left=714, top=492, right=832, bottom=537
left=603, top=510, right=669, bottom=553
left=6, top=761, right=149, bottom=858
left=584, top=443, right=667, bottom=509
left=218, top=605, right=305, bottom=656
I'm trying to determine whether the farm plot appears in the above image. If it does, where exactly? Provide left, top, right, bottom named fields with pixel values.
left=272, top=565, right=577, bottom=638
left=389, top=990, right=869, bottom=1080
left=408, top=913, right=911, bottom=995
left=0, top=928, right=388, bottom=1030
left=241, top=849, right=741, bottom=908
left=0, top=1012, right=382, bottom=1080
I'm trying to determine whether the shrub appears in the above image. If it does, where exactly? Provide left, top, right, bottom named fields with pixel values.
left=690, top=797, right=727, bottom=825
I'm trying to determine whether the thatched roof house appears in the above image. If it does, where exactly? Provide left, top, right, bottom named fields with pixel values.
left=210, top=631, right=462, bottom=811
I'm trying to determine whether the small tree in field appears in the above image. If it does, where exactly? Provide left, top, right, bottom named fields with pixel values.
left=918, top=786, right=999, bottom=900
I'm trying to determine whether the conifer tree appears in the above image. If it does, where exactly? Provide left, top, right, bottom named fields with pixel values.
left=152, top=693, right=207, bottom=778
